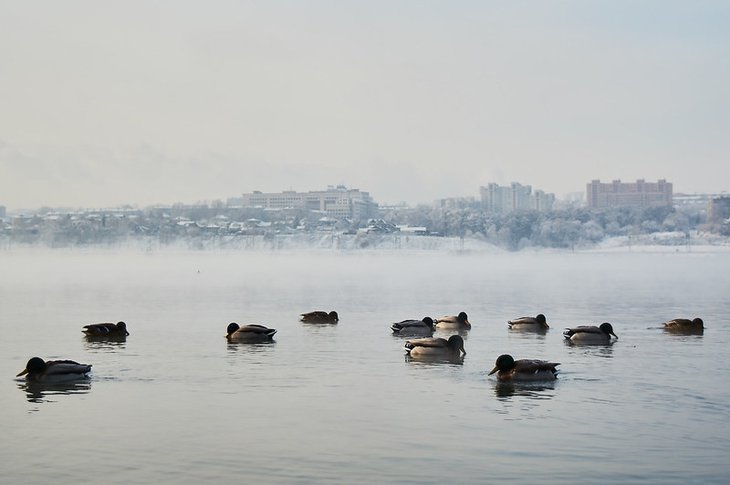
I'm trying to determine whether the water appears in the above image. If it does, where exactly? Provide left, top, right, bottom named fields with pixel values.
left=1, top=248, right=729, bottom=484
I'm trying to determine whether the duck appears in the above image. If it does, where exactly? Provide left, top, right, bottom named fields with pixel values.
left=391, top=317, right=435, bottom=336
left=226, top=322, right=277, bottom=342
left=434, top=312, right=471, bottom=330
left=300, top=311, right=339, bottom=324
left=663, top=317, right=704, bottom=334
left=16, top=357, right=92, bottom=382
left=82, top=321, right=129, bottom=337
left=508, top=314, right=549, bottom=331
left=563, top=322, right=618, bottom=344
left=404, top=335, right=466, bottom=358
left=488, top=354, right=559, bottom=382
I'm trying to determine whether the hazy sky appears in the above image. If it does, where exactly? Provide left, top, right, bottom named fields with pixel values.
left=1, top=1, right=729, bottom=210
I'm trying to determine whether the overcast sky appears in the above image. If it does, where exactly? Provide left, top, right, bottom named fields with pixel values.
left=1, top=1, right=728, bottom=210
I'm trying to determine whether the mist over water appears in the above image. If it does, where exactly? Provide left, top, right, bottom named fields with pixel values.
left=1, top=248, right=729, bottom=484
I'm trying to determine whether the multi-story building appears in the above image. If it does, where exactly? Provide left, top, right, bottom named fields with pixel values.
left=586, top=179, right=672, bottom=209
left=708, top=196, right=730, bottom=224
left=479, top=182, right=555, bottom=214
left=0, top=205, right=6, bottom=220
left=435, top=197, right=477, bottom=210
left=238, top=185, right=377, bottom=220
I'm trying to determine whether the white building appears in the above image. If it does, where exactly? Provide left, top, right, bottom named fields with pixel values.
left=238, top=185, right=377, bottom=220
left=479, top=182, right=555, bottom=214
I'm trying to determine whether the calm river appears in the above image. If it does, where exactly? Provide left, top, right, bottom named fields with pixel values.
left=1, top=247, right=729, bottom=484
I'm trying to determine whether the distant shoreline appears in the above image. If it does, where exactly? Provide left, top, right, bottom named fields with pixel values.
left=2, top=231, right=729, bottom=253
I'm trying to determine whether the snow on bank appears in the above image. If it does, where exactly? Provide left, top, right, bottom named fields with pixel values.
left=2, top=231, right=729, bottom=253
left=587, top=231, right=730, bottom=253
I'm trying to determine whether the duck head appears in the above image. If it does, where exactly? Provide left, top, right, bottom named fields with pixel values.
left=488, top=354, right=515, bottom=375
left=17, top=357, right=46, bottom=377
left=448, top=335, right=466, bottom=355
left=600, top=322, right=618, bottom=339
left=117, top=321, right=130, bottom=336
left=226, top=322, right=241, bottom=336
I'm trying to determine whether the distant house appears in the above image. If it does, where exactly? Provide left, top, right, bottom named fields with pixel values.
left=398, top=226, right=429, bottom=236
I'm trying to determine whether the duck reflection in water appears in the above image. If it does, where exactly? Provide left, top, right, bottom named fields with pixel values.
left=84, top=335, right=127, bottom=352
left=18, top=379, right=92, bottom=403
left=493, top=381, right=557, bottom=400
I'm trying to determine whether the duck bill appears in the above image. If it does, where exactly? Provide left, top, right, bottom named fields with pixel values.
left=16, top=368, right=29, bottom=377
left=125, top=331, right=130, bottom=336
left=488, top=365, right=498, bottom=376
left=612, top=333, right=618, bottom=339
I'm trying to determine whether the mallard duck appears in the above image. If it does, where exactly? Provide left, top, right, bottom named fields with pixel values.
left=488, top=354, right=559, bottom=382
left=226, top=322, right=277, bottom=342
left=16, top=357, right=91, bottom=382
left=82, top=321, right=129, bottom=336
left=404, top=335, right=466, bottom=358
left=508, top=314, right=549, bottom=331
left=563, top=322, right=618, bottom=344
left=663, top=317, right=704, bottom=334
left=391, top=317, right=435, bottom=336
left=300, top=311, right=339, bottom=323
left=434, top=312, right=471, bottom=330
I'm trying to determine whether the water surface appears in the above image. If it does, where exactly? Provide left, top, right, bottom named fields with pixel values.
left=1, top=248, right=729, bottom=484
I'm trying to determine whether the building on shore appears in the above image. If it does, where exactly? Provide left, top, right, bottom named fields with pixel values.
left=233, top=185, right=378, bottom=220
left=586, top=179, right=672, bottom=209
left=435, top=197, right=477, bottom=210
left=708, top=196, right=730, bottom=224
left=479, top=182, right=555, bottom=214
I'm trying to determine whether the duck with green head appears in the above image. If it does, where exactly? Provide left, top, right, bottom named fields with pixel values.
left=82, top=321, right=129, bottom=337
left=391, top=317, right=435, bottom=336
left=404, top=335, right=466, bottom=359
left=434, top=312, right=471, bottom=330
left=226, top=323, right=277, bottom=343
left=564, top=322, right=618, bottom=344
left=16, top=357, right=92, bottom=382
left=508, top=314, right=549, bottom=331
left=488, top=354, right=559, bottom=382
